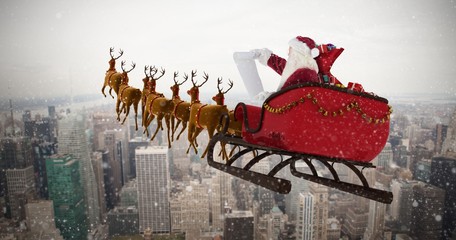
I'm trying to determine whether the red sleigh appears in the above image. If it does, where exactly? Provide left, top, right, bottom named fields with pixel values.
left=206, top=83, right=393, bottom=203
left=234, top=83, right=391, bottom=163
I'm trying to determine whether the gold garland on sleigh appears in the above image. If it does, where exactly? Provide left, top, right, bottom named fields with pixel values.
left=263, top=92, right=393, bottom=124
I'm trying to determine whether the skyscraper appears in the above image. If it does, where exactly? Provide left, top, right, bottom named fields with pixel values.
left=364, top=183, right=387, bottom=240
left=285, top=161, right=309, bottom=222
left=296, top=192, right=313, bottom=240
left=58, top=113, right=101, bottom=228
left=410, top=182, right=445, bottom=240
left=0, top=136, right=35, bottom=219
left=441, top=108, right=456, bottom=157
left=25, top=200, right=63, bottom=239
left=136, top=146, right=170, bottom=233
left=46, top=154, right=88, bottom=240
left=309, top=183, right=328, bottom=240
left=430, top=156, right=456, bottom=239
left=224, top=210, right=254, bottom=240
left=391, top=179, right=418, bottom=229
left=6, top=166, right=35, bottom=220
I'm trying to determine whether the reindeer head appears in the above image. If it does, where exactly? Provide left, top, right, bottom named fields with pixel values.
left=109, top=47, right=123, bottom=69
left=212, top=78, right=233, bottom=105
left=120, top=60, right=136, bottom=84
left=187, top=70, right=209, bottom=103
left=170, top=71, right=188, bottom=98
left=149, top=65, right=165, bottom=91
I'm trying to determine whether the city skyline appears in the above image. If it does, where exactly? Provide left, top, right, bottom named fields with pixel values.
left=0, top=86, right=455, bottom=238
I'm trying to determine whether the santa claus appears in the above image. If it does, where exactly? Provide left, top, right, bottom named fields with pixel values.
left=252, top=36, right=321, bottom=91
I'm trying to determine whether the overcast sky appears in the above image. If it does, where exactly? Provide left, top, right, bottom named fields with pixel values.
left=1, top=0, right=455, bottom=100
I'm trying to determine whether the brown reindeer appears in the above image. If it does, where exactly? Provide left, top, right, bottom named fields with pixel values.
left=187, top=77, right=236, bottom=158
left=142, top=66, right=166, bottom=136
left=102, top=47, right=123, bottom=97
left=145, top=71, right=187, bottom=148
left=173, top=70, right=204, bottom=141
left=169, top=72, right=188, bottom=140
left=114, top=63, right=142, bottom=130
left=186, top=72, right=210, bottom=154
left=109, top=60, right=135, bottom=100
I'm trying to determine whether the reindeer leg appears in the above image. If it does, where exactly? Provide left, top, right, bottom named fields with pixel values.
left=122, top=104, right=131, bottom=125
left=133, top=101, right=139, bottom=131
left=165, top=115, right=172, bottom=148
left=109, top=87, right=114, bottom=99
left=170, top=117, right=175, bottom=141
left=102, top=86, right=107, bottom=98
left=116, top=100, right=121, bottom=121
left=142, top=109, right=149, bottom=136
left=201, top=127, right=215, bottom=159
left=176, top=121, right=187, bottom=140
left=150, top=118, right=162, bottom=141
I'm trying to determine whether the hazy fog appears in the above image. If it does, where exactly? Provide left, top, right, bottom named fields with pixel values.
left=1, top=0, right=455, bottom=99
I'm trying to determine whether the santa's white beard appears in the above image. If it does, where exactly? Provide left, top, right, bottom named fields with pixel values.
left=277, top=49, right=319, bottom=90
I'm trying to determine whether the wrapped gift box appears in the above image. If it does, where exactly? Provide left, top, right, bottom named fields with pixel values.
left=347, top=82, right=364, bottom=92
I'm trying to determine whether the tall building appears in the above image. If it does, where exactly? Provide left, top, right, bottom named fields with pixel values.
left=128, top=137, right=150, bottom=179
left=107, top=206, right=139, bottom=237
left=31, top=140, right=54, bottom=199
left=103, top=130, right=125, bottom=188
left=46, top=154, right=88, bottom=240
left=435, top=124, right=448, bottom=154
left=170, top=180, right=210, bottom=237
left=25, top=200, right=63, bottom=239
left=285, top=161, right=309, bottom=222
left=327, top=218, right=341, bottom=240
left=410, top=182, right=445, bottom=240
left=342, top=206, right=368, bottom=240
left=375, top=142, right=394, bottom=171
left=391, top=179, right=418, bottom=229
left=430, top=156, right=456, bottom=239
left=91, top=151, right=107, bottom=220
left=224, top=210, right=254, bottom=240
left=210, top=169, right=236, bottom=231
left=441, top=108, right=456, bottom=157
left=5, top=166, right=36, bottom=220
left=58, top=113, right=101, bottom=228
left=296, top=192, right=313, bottom=240
left=364, top=183, right=387, bottom=240
left=0, top=136, right=35, bottom=219
left=267, top=206, right=287, bottom=240
left=119, top=178, right=138, bottom=207
left=309, top=183, right=328, bottom=240
left=136, top=146, right=170, bottom=233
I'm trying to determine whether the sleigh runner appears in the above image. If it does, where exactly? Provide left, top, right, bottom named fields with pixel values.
left=207, top=83, right=393, bottom=204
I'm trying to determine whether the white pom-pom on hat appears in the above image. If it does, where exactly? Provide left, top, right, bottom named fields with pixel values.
left=289, top=36, right=320, bottom=58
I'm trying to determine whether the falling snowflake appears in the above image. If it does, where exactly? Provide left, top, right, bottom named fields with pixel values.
left=412, top=200, right=419, bottom=207
left=435, top=215, right=442, bottom=221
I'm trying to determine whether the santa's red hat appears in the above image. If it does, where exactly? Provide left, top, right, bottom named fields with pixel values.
left=288, top=36, right=320, bottom=58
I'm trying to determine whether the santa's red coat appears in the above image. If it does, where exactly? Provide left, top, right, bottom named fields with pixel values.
left=267, top=54, right=320, bottom=89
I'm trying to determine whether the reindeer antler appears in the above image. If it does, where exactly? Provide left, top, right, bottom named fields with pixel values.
left=182, top=73, right=189, bottom=85
left=190, top=70, right=198, bottom=87
left=121, top=61, right=136, bottom=73
left=144, top=65, right=149, bottom=76
left=217, top=77, right=224, bottom=94
left=197, top=72, right=209, bottom=88
left=110, top=47, right=123, bottom=60
left=174, top=71, right=188, bottom=86
left=223, top=79, right=234, bottom=94
left=151, top=66, right=165, bottom=80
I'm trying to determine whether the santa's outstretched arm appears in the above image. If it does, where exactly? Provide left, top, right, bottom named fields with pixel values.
left=233, top=51, right=265, bottom=98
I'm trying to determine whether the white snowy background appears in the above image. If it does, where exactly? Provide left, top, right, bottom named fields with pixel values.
left=0, top=0, right=455, bottom=99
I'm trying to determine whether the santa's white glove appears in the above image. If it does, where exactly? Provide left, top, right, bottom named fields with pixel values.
left=254, top=91, right=273, bottom=102
left=250, top=48, right=272, bottom=66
